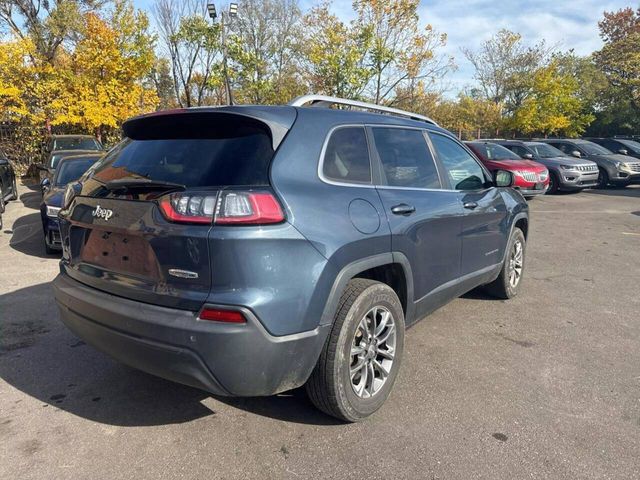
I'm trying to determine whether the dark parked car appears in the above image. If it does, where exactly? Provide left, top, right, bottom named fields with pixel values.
left=38, top=149, right=99, bottom=190
left=491, top=140, right=599, bottom=193
left=53, top=96, right=530, bottom=422
left=539, top=138, right=640, bottom=188
left=465, top=141, right=549, bottom=198
left=40, top=153, right=102, bottom=254
left=43, top=134, right=102, bottom=161
left=1, top=149, right=18, bottom=203
left=0, top=149, right=18, bottom=229
left=585, top=137, right=640, bottom=160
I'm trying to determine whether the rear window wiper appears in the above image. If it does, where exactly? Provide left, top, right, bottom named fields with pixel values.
left=104, top=179, right=186, bottom=193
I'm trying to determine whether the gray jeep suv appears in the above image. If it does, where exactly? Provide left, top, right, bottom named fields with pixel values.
left=491, top=140, right=599, bottom=193
left=540, top=138, right=640, bottom=188
left=53, top=96, right=529, bottom=422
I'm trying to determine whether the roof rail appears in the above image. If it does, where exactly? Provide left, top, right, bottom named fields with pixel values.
left=289, top=94, right=439, bottom=127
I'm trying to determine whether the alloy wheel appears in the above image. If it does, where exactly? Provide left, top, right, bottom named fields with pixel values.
left=350, top=306, right=396, bottom=398
left=508, top=239, right=524, bottom=288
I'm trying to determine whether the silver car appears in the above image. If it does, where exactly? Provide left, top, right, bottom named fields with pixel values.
left=540, top=139, right=640, bottom=188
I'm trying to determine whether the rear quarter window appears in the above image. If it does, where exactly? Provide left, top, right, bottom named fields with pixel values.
left=322, top=127, right=371, bottom=184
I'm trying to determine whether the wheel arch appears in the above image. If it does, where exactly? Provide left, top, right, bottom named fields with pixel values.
left=320, top=253, right=416, bottom=327
left=514, top=216, right=528, bottom=239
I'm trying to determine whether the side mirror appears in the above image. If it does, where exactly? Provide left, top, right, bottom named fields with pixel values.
left=0, top=158, right=8, bottom=165
left=41, top=177, right=51, bottom=192
left=493, top=169, right=515, bottom=188
left=570, top=150, right=582, bottom=158
left=522, top=153, right=534, bottom=160
left=618, top=149, right=628, bottom=155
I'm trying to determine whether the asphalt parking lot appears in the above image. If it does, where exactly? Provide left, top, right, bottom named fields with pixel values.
left=1, top=181, right=639, bottom=480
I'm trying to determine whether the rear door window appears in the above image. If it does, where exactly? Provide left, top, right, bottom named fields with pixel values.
left=549, top=142, right=573, bottom=155
left=601, top=139, right=622, bottom=152
left=509, top=145, right=530, bottom=157
left=322, top=127, right=371, bottom=184
left=372, top=128, right=441, bottom=189
left=430, top=133, right=488, bottom=191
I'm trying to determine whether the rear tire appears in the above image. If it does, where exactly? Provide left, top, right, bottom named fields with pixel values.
left=306, top=279, right=405, bottom=422
left=484, top=227, right=526, bottom=300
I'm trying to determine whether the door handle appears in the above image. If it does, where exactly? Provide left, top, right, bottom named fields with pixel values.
left=391, top=204, right=416, bottom=216
left=463, top=201, right=478, bottom=210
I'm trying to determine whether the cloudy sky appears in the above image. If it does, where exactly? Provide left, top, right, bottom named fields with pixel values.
left=136, top=0, right=633, bottom=94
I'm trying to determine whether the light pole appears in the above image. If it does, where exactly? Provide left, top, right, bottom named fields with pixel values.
left=207, top=2, right=238, bottom=106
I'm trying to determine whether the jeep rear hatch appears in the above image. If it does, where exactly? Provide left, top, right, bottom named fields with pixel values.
left=59, top=107, right=295, bottom=310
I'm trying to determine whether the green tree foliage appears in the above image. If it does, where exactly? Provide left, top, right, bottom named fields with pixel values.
left=592, top=7, right=640, bottom=134
left=154, top=0, right=223, bottom=107
left=230, top=0, right=305, bottom=104
left=354, top=0, right=453, bottom=105
left=462, top=30, right=550, bottom=114
left=509, top=62, right=593, bottom=137
left=302, top=3, right=372, bottom=99
left=0, top=0, right=106, bottom=63
left=148, top=57, right=177, bottom=109
left=0, top=0, right=157, bottom=167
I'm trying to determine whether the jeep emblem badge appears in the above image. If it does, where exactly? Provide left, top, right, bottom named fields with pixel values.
left=92, top=205, right=114, bottom=221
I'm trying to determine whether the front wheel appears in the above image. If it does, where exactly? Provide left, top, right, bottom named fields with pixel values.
left=597, top=168, right=609, bottom=189
left=547, top=172, right=559, bottom=194
left=306, top=279, right=405, bottom=422
left=484, top=227, right=526, bottom=299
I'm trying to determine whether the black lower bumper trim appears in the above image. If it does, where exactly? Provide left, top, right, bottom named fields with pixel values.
left=59, top=303, right=230, bottom=395
left=53, top=273, right=330, bottom=397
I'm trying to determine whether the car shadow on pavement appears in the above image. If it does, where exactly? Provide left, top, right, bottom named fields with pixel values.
left=0, top=282, right=341, bottom=427
left=22, top=178, right=42, bottom=192
left=583, top=186, right=640, bottom=198
left=461, top=288, right=499, bottom=301
left=19, top=191, right=42, bottom=210
left=7, top=212, right=54, bottom=259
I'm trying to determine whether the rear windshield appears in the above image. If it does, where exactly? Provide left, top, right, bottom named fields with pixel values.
left=54, top=137, right=101, bottom=151
left=54, top=159, right=97, bottom=186
left=471, top=143, right=518, bottom=160
left=91, top=132, right=274, bottom=188
left=525, top=142, right=567, bottom=158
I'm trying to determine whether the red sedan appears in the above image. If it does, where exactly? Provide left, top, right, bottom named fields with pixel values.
left=466, top=141, right=550, bottom=198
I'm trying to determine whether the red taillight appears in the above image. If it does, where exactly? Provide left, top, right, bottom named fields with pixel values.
left=199, top=307, right=246, bottom=323
left=159, top=194, right=215, bottom=224
left=159, top=190, right=284, bottom=225
left=214, top=191, right=284, bottom=225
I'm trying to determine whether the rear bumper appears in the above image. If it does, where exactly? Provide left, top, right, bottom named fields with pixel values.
left=53, top=273, right=330, bottom=396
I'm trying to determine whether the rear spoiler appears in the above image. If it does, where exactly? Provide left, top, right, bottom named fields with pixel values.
left=122, top=106, right=297, bottom=151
